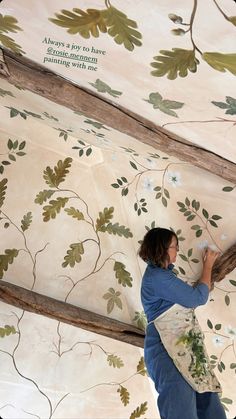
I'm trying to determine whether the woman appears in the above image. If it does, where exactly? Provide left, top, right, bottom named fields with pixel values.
left=139, top=227, right=226, bottom=419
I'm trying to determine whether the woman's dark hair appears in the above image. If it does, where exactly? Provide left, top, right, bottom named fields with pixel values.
left=138, top=227, right=178, bottom=268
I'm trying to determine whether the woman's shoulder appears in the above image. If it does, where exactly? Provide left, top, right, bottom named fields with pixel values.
left=144, top=263, right=175, bottom=279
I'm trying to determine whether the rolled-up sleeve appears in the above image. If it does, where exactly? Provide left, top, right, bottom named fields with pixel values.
left=152, top=270, right=209, bottom=308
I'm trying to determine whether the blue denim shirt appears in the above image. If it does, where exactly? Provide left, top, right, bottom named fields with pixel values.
left=141, top=263, right=209, bottom=322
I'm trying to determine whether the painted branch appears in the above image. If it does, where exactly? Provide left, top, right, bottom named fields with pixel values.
left=1, top=49, right=236, bottom=184
left=0, top=280, right=145, bottom=348
left=212, top=242, right=236, bottom=283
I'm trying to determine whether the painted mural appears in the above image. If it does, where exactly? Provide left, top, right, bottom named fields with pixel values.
left=0, top=0, right=236, bottom=418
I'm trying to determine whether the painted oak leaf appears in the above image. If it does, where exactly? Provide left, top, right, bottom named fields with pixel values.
left=114, top=261, right=133, bottom=287
left=43, top=157, right=72, bottom=188
left=49, top=8, right=107, bottom=37
left=101, top=222, right=133, bottom=238
left=43, top=197, right=69, bottom=221
left=64, top=207, right=84, bottom=220
left=0, top=178, right=7, bottom=208
left=133, top=311, right=147, bottom=331
left=89, top=79, right=122, bottom=98
left=0, top=249, right=19, bottom=279
left=212, top=96, right=236, bottom=115
left=0, top=14, right=22, bottom=33
left=34, top=190, right=55, bottom=205
left=96, top=206, right=114, bottom=231
left=0, top=33, right=24, bottom=54
left=202, top=52, right=236, bottom=76
left=117, top=386, right=130, bottom=406
left=0, top=325, right=16, bottom=338
left=62, top=242, right=84, bottom=267
left=136, top=356, right=147, bottom=376
left=103, top=287, right=122, bottom=314
left=129, top=401, right=148, bottom=419
left=151, top=48, right=199, bottom=80
left=102, top=6, right=142, bottom=51
left=107, top=354, right=124, bottom=368
left=21, top=212, right=32, bottom=232
left=144, top=92, right=184, bottom=117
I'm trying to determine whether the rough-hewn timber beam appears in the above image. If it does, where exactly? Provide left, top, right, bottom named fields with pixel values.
left=0, top=49, right=236, bottom=184
left=0, top=280, right=145, bottom=348
left=212, top=242, right=236, bottom=283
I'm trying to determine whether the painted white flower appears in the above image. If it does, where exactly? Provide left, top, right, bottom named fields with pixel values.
left=142, top=177, right=154, bottom=192
left=111, top=152, right=117, bottom=161
left=212, top=336, right=225, bottom=347
left=145, top=158, right=156, bottom=169
left=197, top=240, right=209, bottom=250
left=225, top=325, right=236, bottom=339
left=167, top=171, right=182, bottom=188
left=220, top=234, right=227, bottom=241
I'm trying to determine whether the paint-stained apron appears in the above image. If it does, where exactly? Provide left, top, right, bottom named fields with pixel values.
left=152, top=304, right=221, bottom=393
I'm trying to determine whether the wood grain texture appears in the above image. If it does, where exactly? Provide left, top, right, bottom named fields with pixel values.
left=212, top=242, right=236, bottom=283
left=0, top=280, right=145, bottom=348
left=0, top=49, right=236, bottom=184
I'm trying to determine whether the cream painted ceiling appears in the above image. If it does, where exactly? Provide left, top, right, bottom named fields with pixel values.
left=0, top=1, right=236, bottom=418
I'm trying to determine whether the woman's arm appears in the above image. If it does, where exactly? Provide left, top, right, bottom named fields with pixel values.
left=199, top=248, right=220, bottom=290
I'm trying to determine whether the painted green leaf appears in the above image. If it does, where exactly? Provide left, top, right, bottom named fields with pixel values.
left=24, top=110, right=43, bottom=119
left=84, top=119, right=109, bottom=130
left=0, top=14, right=22, bottom=33
left=0, top=88, right=14, bottom=98
left=212, top=96, right=236, bottom=115
left=114, top=261, right=133, bottom=287
left=144, top=92, right=184, bottom=117
left=222, top=186, right=234, bottom=192
left=203, top=52, right=236, bottom=75
left=130, top=401, right=148, bottom=419
left=207, top=319, right=213, bottom=329
left=133, top=311, right=147, bottom=331
left=202, top=208, right=209, bottom=219
left=228, top=16, right=236, bottom=26
left=43, top=197, right=69, bottom=221
left=0, top=33, right=24, bottom=54
left=34, top=190, right=55, bottom=205
left=43, top=157, right=72, bottom=187
left=96, top=207, right=114, bottom=231
left=137, top=356, right=147, bottom=376
left=49, top=8, right=107, bottom=37
left=117, top=386, right=130, bottom=406
left=62, top=242, right=84, bottom=267
left=220, top=398, right=233, bottom=405
left=0, top=325, right=16, bottom=338
left=0, top=249, right=19, bottom=279
left=225, top=294, right=230, bottom=306
left=107, top=354, right=124, bottom=368
left=0, top=178, right=7, bottom=208
left=168, top=13, right=183, bottom=24
left=171, top=28, right=186, bottom=36
left=151, top=48, right=199, bottom=80
left=103, top=287, right=122, bottom=314
left=21, top=212, right=32, bottom=232
left=65, top=207, right=84, bottom=221
left=102, top=6, right=142, bottom=51
left=89, top=79, right=122, bottom=98
left=101, top=222, right=133, bottom=238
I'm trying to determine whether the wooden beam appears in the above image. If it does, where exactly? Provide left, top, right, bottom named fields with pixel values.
left=0, top=49, right=236, bottom=184
left=0, top=280, right=145, bottom=348
left=212, top=242, right=236, bottom=284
